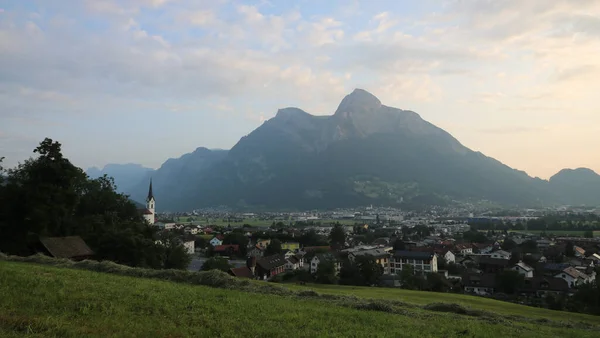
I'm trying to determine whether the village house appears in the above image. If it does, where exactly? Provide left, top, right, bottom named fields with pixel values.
left=574, top=246, right=586, bottom=258
left=454, top=244, right=473, bottom=255
left=212, top=244, right=239, bottom=256
left=256, top=239, right=271, bottom=250
left=463, top=273, right=495, bottom=295
left=519, top=277, right=569, bottom=297
left=555, top=267, right=593, bottom=288
left=255, top=254, right=287, bottom=280
left=511, top=261, right=534, bottom=278
left=389, top=251, right=438, bottom=275
left=209, top=235, right=223, bottom=247
left=478, top=257, right=509, bottom=273
left=285, top=255, right=303, bottom=271
left=489, top=250, right=511, bottom=260
left=183, top=240, right=195, bottom=255
left=229, top=257, right=256, bottom=279
left=281, top=242, right=300, bottom=251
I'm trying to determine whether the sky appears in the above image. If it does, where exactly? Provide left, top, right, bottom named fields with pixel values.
left=1, top=0, right=599, bottom=179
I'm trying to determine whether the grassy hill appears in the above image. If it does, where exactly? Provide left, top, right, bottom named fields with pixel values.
left=1, top=259, right=599, bottom=337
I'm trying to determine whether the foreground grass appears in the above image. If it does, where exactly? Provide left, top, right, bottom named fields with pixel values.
left=1, top=261, right=599, bottom=337
left=283, top=283, right=600, bottom=325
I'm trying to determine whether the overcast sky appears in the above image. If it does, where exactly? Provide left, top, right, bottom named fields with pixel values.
left=1, top=0, right=599, bottom=179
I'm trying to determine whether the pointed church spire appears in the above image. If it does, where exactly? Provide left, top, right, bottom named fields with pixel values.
left=147, top=178, right=154, bottom=201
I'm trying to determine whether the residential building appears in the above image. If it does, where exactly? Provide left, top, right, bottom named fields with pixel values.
left=256, top=239, right=271, bottom=250
left=555, top=267, right=592, bottom=288
left=490, top=250, right=511, bottom=260
left=389, top=251, right=438, bottom=275
left=213, top=244, right=239, bottom=256
left=463, top=273, right=495, bottom=295
left=255, top=254, right=287, bottom=280
left=574, top=246, right=586, bottom=258
left=209, top=237, right=223, bottom=247
left=512, top=262, right=534, bottom=278
left=519, top=277, right=569, bottom=297
left=183, top=240, right=195, bottom=255
left=478, top=257, right=509, bottom=273
left=454, top=244, right=473, bottom=255
left=285, top=255, right=303, bottom=271
left=281, top=242, right=300, bottom=251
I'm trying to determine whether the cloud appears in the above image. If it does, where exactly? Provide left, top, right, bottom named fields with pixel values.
left=1, top=0, right=599, bottom=176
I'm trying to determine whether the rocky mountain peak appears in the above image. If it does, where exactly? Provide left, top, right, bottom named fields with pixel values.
left=334, top=88, right=382, bottom=116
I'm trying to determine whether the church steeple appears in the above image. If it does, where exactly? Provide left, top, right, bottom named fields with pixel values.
left=147, top=178, right=154, bottom=202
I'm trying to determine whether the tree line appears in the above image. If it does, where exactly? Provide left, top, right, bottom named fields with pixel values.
left=0, top=138, right=190, bottom=269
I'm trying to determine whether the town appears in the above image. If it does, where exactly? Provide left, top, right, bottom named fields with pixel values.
left=134, top=182, right=600, bottom=313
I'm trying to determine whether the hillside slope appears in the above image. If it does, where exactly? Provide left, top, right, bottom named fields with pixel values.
left=1, top=260, right=599, bottom=337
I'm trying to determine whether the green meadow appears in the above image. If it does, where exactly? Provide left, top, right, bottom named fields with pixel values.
left=1, top=259, right=599, bottom=337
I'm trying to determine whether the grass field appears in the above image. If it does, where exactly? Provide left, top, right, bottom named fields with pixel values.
left=508, top=230, right=600, bottom=237
left=1, top=260, right=600, bottom=337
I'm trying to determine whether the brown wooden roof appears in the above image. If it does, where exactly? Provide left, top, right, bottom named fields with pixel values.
left=40, top=236, right=94, bottom=259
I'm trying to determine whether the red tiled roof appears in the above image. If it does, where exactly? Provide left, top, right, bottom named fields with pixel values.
left=214, top=244, right=239, bottom=252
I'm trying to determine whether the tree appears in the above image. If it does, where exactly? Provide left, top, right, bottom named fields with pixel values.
left=201, top=257, right=232, bottom=272
left=425, top=273, right=448, bottom=292
left=265, top=239, right=283, bottom=256
left=392, top=239, right=406, bottom=251
left=376, top=214, right=380, bottom=225
left=223, top=232, right=249, bottom=256
left=355, top=255, right=383, bottom=286
left=329, top=224, right=346, bottom=250
left=299, top=229, right=327, bottom=247
left=315, top=259, right=338, bottom=284
left=495, top=270, right=524, bottom=294
left=565, top=241, right=575, bottom=257
left=0, top=138, right=182, bottom=269
left=501, top=239, right=517, bottom=251
left=584, top=230, right=594, bottom=238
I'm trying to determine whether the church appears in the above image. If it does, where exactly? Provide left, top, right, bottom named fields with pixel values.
left=139, top=179, right=156, bottom=224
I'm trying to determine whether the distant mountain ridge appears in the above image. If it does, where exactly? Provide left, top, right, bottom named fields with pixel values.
left=97, top=89, right=600, bottom=211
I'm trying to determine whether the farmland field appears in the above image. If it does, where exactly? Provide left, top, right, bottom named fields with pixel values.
left=508, top=230, right=600, bottom=237
left=175, top=216, right=359, bottom=227
left=1, top=260, right=600, bottom=337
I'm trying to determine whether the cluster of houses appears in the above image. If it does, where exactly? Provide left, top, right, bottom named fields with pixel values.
left=221, top=234, right=599, bottom=298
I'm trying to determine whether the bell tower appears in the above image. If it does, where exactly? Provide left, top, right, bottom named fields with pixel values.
left=146, top=179, right=155, bottom=224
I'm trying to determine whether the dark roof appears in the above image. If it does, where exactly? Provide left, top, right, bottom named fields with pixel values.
left=393, top=250, right=434, bottom=260
left=228, top=267, right=254, bottom=278
left=256, top=254, right=287, bottom=270
left=463, top=273, right=496, bottom=288
left=479, top=257, right=510, bottom=266
left=543, top=263, right=571, bottom=272
left=287, top=256, right=300, bottom=264
left=39, top=236, right=94, bottom=259
left=147, top=179, right=154, bottom=201
left=521, top=277, right=569, bottom=293
left=303, top=246, right=331, bottom=252
left=351, top=248, right=389, bottom=259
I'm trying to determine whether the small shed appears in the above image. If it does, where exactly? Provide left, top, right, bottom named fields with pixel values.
left=39, top=236, right=94, bottom=261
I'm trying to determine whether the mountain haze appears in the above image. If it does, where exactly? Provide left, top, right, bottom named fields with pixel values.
left=108, top=89, right=599, bottom=211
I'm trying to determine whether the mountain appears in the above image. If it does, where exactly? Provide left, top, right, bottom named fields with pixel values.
left=86, top=163, right=153, bottom=194
left=158, top=89, right=566, bottom=211
left=125, top=147, right=228, bottom=210
left=102, top=89, right=599, bottom=211
left=549, top=168, right=600, bottom=206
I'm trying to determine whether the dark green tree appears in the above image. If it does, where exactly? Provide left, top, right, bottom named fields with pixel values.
left=495, top=270, right=525, bottom=294
left=565, top=241, right=575, bottom=257
left=223, top=232, right=249, bottom=256
left=584, top=230, right=594, bottom=238
left=265, top=238, right=283, bottom=256
left=501, top=238, right=517, bottom=251
left=392, top=239, right=406, bottom=251
left=201, top=256, right=232, bottom=272
left=315, top=259, right=338, bottom=284
left=329, top=224, right=346, bottom=249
